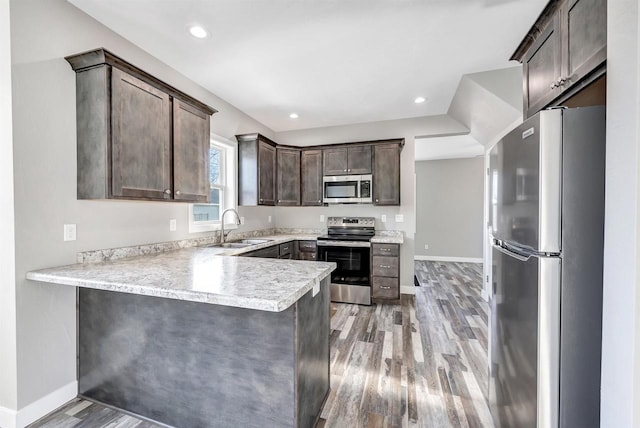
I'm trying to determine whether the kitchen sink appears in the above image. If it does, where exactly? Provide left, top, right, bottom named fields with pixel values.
left=205, top=242, right=253, bottom=249
left=204, top=239, right=273, bottom=249
left=235, top=239, right=273, bottom=245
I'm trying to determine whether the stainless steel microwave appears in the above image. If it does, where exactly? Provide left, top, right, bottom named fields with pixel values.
left=323, top=174, right=372, bottom=204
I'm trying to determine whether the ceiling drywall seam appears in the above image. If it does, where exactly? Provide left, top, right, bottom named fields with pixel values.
left=0, top=0, right=18, bottom=418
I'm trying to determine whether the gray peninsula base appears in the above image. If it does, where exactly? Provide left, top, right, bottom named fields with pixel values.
left=78, top=277, right=330, bottom=428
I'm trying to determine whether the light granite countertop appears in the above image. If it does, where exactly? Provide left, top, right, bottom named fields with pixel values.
left=27, top=230, right=403, bottom=312
left=370, top=231, right=404, bottom=244
left=27, top=240, right=335, bottom=312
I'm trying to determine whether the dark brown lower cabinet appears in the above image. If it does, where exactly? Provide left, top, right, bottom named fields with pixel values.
left=296, top=240, right=318, bottom=261
left=371, top=243, right=400, bottom=300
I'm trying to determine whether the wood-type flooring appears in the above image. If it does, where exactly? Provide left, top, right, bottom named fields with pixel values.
left=29, top=261, right=491, bottom=428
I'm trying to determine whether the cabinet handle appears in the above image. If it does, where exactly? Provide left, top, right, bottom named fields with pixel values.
left=343, top=169, right=347, bottom=172
left=381, top=248, right=391, bottom=252
left=164, top=189, right=172, bottom=195
left=375, top=199, right=379, bottom=202
left=380, top=265, right=391, bottom=269
left=348, top=169, right=351, bottom=172
left=380, top=286, right=392, bottom=290
left=318, top=200, right=321, bottom=203
left=175, top=190, right=181, bottom=196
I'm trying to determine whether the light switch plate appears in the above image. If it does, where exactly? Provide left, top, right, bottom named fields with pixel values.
left=169, top=219, right=177, bottom=231
left=268, top=215, right=272, bottom=223
left=381, top=215, right=387, bottom=223
left=63, top=224, right=76, bottom=241
left=320, top=215, right=325, bottom=222
left=240, top=217, right=245, bottom=225
left=395, top=214, right=404, bottom=223
left=424, top=244, right=429, bottom=250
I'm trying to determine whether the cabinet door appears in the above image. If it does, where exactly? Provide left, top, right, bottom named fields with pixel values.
left=277, top=148, right=300, bottom=205
left=373, top=144, right=401, bottom=205
left=347, top=146, right=372, bottom=174
left=565, top=0, right=606, bottom=87
left=301, top=150, right=323, bottom=206
left=111, top=68, right=171, bottom=199
left=523, top=15, right=563, bottom=118
left=323, top=148, right=348, bottom=175
left=173, top=99, right=210, bottom=203
left=258, top=141, right=276, bottom=205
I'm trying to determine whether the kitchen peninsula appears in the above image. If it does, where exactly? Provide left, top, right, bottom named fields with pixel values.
left=27, top=246, right=335, bottom=428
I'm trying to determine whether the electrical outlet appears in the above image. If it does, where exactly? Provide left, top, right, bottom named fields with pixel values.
left=240, top=217, right=245, bottom=225
left=268, top=215, right=272, bottom=223
left=320, top=215, right=325, bottom=222
left=395, top=214, right=404, bottom=223
left=63, top=224, right=76, bottom=242
left=424, top=244, right=429, bottom=250
left=381, top=215, right=387, bottom=223
left=169, top=219, right=177, bottom=231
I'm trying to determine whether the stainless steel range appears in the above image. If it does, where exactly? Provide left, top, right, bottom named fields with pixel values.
left=317, top=217, right=375, bottom=305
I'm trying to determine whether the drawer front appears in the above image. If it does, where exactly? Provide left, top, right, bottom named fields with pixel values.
left=372, top=277, right=399, bottom=299
left=372, top=243, right=399, bottom=257
left=279, top=242, right=292, bottom=257
left=372, top=256, right=399, bottom=277
left=298, top=252, right=317, bottom=261
left=298, top=240, right=317, bottom=252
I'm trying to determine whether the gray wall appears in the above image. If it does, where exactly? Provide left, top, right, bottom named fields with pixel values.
left=414, top=157, right=484, bottom=259
left=601, top=0, right=640, bottom=425
left=275, top=115, right=469, bottom=291
left=0, top=0, right=18, bottom=414
left=8, top=0, right=275, bottom=410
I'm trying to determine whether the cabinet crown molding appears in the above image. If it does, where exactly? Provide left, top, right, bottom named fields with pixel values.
left=510, top=0, right=563, bottom=62
left=65, top=48, right=217, bottom=116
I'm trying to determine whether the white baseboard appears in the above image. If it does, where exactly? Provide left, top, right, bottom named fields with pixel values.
left=414, top=255, right=483, bottom=264
left=400, top=285, right=416, bottom=295
left=0, top=405, right=17, bottom=428
left=0, top=381, right=77, bottom=428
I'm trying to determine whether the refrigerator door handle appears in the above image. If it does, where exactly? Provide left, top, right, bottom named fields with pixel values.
left=492, top=242, right=531, bottom=262
left=538, top=257, right=561, bottom=428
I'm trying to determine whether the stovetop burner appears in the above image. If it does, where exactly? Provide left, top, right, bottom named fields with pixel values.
left=317, top=216, right=376, bottom=242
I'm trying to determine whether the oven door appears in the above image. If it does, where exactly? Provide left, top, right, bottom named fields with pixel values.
left=318, top=242, right=371, bottom=305
left=323, top=176, right=361, bottom=204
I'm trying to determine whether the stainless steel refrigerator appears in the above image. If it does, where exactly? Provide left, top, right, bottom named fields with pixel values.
left=488, top=106, right=605, bottom=428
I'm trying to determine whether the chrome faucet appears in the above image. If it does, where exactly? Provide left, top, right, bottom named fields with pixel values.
left=220, top=208, right=241, bottom=244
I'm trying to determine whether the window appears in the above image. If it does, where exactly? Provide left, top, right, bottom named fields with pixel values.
left=189, top=137, right=237, bottom=233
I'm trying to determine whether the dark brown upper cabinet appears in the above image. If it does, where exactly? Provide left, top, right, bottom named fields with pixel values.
left=66, top=48, right=216, bottom=202
left=373, top=143, right=401, bottom=206
left=512, top=0, right=606, bottom=118
left=301, top=150, right=323, bottom=206
left=277, top=148, right=301, bottom=206
left=323, top=145, right=372, bottom=175
left=237, top=133, right=277, bottom=206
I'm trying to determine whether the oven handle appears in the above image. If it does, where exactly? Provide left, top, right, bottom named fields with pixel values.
left=316, top=240, right=371, bottom=248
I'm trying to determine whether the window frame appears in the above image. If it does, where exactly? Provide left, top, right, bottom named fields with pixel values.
left=188, top=136, right=237, bottom=234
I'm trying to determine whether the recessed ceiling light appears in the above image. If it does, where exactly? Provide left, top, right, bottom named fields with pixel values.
left=189, top=25, right=208, bottom=39
left=414, top=96, right=427, bottom=104
left=289, top=113, right=299, bottom=119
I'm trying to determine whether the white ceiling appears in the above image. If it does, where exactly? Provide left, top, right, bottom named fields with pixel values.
left=415, top=134, right=484, bottom=161
left=68, top=0, right=547, bottom=133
